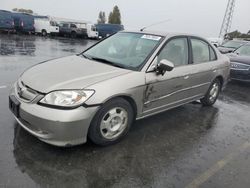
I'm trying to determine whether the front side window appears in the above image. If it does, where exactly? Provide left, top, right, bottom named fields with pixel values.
left=70, top=24, right=77, bottom=28
left=83, top=32, right=162, bottom=70
left=158, top=38, right=189, bottom=67
left=191, top=39, right=210, bottom=63
left=62, top=23, right=68, bottom=27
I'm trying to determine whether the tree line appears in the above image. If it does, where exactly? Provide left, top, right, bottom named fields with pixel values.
left=97, top=5, right=122, bottom=24
left=12, top=8, right=33, bottom=14
left=226, top=30, right=250, bottom=40
left=11, top=5, right=122, bottom=25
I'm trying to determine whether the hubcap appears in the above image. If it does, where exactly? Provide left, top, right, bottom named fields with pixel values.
left=100, top=107, right=128, bottom=139
left=209, top=83, right=219, bottom=102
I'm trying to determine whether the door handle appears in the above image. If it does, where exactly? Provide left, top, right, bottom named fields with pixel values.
left=212, top=69, right=217, bottom=73
left=184, top=75, right=189, bottom=79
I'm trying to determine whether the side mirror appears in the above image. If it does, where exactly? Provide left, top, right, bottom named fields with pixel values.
left=155, top=59, right=174, bottom=75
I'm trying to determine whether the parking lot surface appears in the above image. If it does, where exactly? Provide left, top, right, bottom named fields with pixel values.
left=0, top=34, right=250, bottom=188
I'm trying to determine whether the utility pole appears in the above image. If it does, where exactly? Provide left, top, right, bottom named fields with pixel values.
left=219, top=0, right=236, bottom=38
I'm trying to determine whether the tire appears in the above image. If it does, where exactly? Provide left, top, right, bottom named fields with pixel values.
left=88, top=98, right=134, bottom=146
left=71, top=31, right=77, bottom=38
left=41, top=30, right=47, bottom=37
left=200, top=78, right=221, bottom=106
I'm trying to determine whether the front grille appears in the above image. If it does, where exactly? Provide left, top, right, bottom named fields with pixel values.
left=230, top=62, right=250, bottom=71
left=16, top=81, right=38, bottom=102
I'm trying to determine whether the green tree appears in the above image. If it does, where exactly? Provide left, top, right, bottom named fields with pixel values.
left=97, top=11, right=106, bottom=24
left=12, top=8, right=33, bottom=14
left=108, top=12, right=113, bottom=24
left=225, top=30, right=241, bottom=40
left=108, top=5, right=121, bottom=24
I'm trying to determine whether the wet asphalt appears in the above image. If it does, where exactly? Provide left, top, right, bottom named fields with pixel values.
left=0, top=34, right=250, bottom=188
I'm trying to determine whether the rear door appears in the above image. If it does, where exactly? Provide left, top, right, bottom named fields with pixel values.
left=187, top=37, right=219, bottom=96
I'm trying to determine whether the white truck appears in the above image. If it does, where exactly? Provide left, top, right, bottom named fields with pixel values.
left=86, top=24, right=98, bottom=39
left=34, top=16, right=59, bottom=36
left=72, top=23, right=98, bottom=39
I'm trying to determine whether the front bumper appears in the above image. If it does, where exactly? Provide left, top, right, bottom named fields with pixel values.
left=9, top=85, right=99, bottom=147
left=230, top=69, right=250, bottom=82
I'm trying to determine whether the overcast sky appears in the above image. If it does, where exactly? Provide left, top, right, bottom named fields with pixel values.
left=1, top=0, right=250, bottom=37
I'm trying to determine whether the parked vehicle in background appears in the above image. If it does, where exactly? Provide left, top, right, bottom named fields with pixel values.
left=9, top=31, right=230, bottom=147
left=0, top=10, right=15, bottom=32
left=12, top=12, right=35, bottom=33
left=218, top=40, right=248, bottom=54
left=59, top=22, right=87, bottom=38
left=86, top=23, right=98, bottom=39
left=95, top=24, right=124, bottom=38
left=34, top=16, right=59, bottom=36
left=207, top=37, right=223, bottom=47
left=227, top=43, right=250, bottom=82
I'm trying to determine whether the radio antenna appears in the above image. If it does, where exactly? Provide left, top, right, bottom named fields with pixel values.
left=140, top=19, right=171, bottom=32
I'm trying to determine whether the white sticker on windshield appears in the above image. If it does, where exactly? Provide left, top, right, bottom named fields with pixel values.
left=141, top=35, right=161, bottom=41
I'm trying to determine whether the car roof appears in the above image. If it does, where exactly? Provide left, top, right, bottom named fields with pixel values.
left=239, top=42, right=250, bottom=47
left=120, top=30, right=202, bottom=38
left=227, top=39, right=249, bottom=43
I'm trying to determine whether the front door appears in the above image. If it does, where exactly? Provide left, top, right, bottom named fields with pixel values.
left=143, top=37, right=199, bottom=116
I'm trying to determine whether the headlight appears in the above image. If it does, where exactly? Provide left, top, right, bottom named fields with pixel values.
left=39, top=90, right=95, bottom=108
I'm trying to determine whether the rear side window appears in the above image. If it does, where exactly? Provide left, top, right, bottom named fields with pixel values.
left=191, top=39, right=210, bottom=63
left=158, top=38, right=189, bottom=67
left=209, top=46, right=217, bottom=61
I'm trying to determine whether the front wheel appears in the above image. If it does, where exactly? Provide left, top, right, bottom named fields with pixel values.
left=71, top=31, right=77, bottom=38
left=200, top=79, right=221, bottom=106
left=41, top=30, right=47, bottom=37
left=88, top=98, right=134, bottom=146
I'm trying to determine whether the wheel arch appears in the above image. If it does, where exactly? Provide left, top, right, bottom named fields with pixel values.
left=87, top=95, right=138, bottom=145
left=101, top=95, right=138, bottom=119
left=215, top=75, right=224, bottom=90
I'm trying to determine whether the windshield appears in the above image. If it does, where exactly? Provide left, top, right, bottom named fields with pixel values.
left=83, top=32, right=162, bottom=70
left=221, top=40, right=244, bottom=49
left=234, top=45, right=250, bottom=56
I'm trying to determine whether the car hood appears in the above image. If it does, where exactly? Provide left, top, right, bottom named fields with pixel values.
left=218, top=46, right=235, bottom=54
left=227, top=53, right=250, bottom=65
left=20, top=55, right=132, bottom=93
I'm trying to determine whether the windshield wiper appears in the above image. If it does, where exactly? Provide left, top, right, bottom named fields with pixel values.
left=90, top=57, right=127, bottom=69
left=81, top=53, right=93, bottom=60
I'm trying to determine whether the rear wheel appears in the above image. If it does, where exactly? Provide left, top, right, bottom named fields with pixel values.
left=88, top=98, right=134, bottom=146
left=200, top=78, right=221, bottom=106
